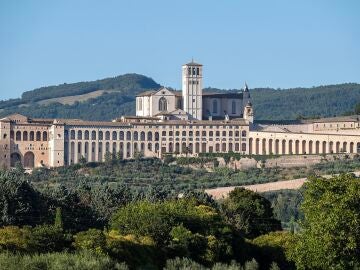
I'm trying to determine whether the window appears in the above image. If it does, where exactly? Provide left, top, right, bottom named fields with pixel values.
left=212, top=100, right=218, bottom=114
left=159, top=97, right=167, bottom=111
left=232, top=100, right=236, bottom=114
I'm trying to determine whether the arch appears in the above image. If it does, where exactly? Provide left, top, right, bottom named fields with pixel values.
left=169, top=142, right=173, bottom=152
left=126, top=142, right=131, bottom=157
left=105, top=131, right=110, bottom=140
left=175, top=142, right=180, bottom=153
left=91, top=131, right=96, bottom=140
left=158, top=97, right=167, bottom=111
left=281, top=140, right=286, bottom=155
left=241, top=130, right=247, bottom=137
left=215, top=143, right=220, bottom=152
left=329, top=141, right=334, bottom=153
left=249, top=138, right=253, bottom=154
left=155, top=132, right=160, bottom=141
left=231, top=100, right=236, bottom=114
left=201, top=143, right=207, bottom=152
left=91, top=142, right=96, bottom=161
left=309, top=140, right=313, bottom=154
left=275, top=139, right=279, bottom=154
left=262, top=139, right=266, bottom=154
left=288, top=140, right=293, bottom=154
left=268, top=139, right=273, bottom=154
left=16, top=131, right=21, bottom=141
left=212, top=100, right=218, bottom=114
left=70, top=130, right=75, bottom=140
left=350, top=142, right=354, bottom=153
left=148, top=143, right=152, bottom=151
left=322, top=141, right=327, bottom=154
left=77, top=130, right=82, bottom=140
left=255, top=138, right=260, bottom=154
left=357, top=143, right=360, bottom=153
left=30, top=131, right=34, bottom=141
left=10, top=153, right=21, bottom=167
left=302, top=140, right=306, bottom=154
left=188, top=143, right=193, bottom=154
left=84, top=142, right=89, bottom=161
left=36, top=131, right=41, bottom=141
left=140, top=143, right=145, bottom=153
left=42, top=131, right=48, bottom=141
left=147, top=132, right=152, bottom=141
left=336, top=141, right=340, bottom=153
left=182, top=142, right=187, bottom=153
left=119, top=131, right=124, bottom=140
left=99, top=131, right=103, bottom=140
left=112, top=142, right=117, bottom=155
left=23, top=131, right=28, bottom=141
left=24, top=152, right=35, bottom=168
left=315, top=141, right=320, bottom=154
left=241, top=143, right=246, bottom=152
left=140, top=131, right=145, bottom=141
left=105, top=142, right=110, bottom=152
left=70, top=142, right=75, bottom=164
left=112, top=131, right=117, bottom=140
left=195, top=142, right=200, bottom=153
left=133, top=131, right=138, bottom=141
left=342, top=142, right=347, bottom=153
left=84, top=130, right=89, bottom=140
left=295, top=140, right=300, bottom=154
left=126, top=131, right=131, bottom=140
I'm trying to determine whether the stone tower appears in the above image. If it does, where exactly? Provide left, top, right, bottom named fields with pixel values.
left=182, top=60, right=203, bottom=120
left=244, top=100, right=254, bottom=124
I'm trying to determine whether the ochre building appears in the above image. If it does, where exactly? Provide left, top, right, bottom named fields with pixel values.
left=1, top=61, right=360, bottom=169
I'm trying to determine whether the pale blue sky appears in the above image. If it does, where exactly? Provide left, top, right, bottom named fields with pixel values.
left=0, top=0, right=359, bottom=100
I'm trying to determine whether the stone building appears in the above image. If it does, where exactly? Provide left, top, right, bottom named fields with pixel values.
left=1, top=61, right=360, bottom=169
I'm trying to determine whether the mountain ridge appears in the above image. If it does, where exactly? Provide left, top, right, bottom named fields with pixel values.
left=0, top=74, right=359, bottom=121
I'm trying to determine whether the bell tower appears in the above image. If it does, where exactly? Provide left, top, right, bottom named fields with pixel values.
left=182, top=60, right=203, bottom=120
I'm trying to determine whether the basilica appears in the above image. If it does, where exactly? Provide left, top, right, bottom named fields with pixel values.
left=1, top=61, right=360, bottom=169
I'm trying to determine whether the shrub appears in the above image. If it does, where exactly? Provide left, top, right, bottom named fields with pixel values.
left=74, top=229, right=106, bottom=254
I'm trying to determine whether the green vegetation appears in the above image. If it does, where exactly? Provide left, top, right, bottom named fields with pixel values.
left=1, top=73, right=359, bottom=121
left=0, top=161, right=359, bottom=269
left=293, top=174, right=360, bottom=269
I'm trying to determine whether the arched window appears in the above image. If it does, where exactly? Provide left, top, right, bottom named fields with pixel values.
left=241, top=130, right=247, bottom=137
left=105, top=131, right=110, bottom=140
left=119, top=131, right=124, bottom=140
left=42, top=131, right=48, bottom=141
left=16, top=131, right=21, bottom=141
left=159, top=97, right=167, bottom=111
left=77, top=130, right=82, bottom=140
left=112, top=131, right=117, bottom=140
left=84, top=131, right=89, bottom=140
left=91, top=131, right=96, bottom=140
left=212, top=100, right=218, bottom=114
left=231, top=100, right=236, bottom=114
left=70, top=130, right=75, bottom=140
left=36, top=131, right=41, bottom=141
left=23, top=131, right=28, bottom=141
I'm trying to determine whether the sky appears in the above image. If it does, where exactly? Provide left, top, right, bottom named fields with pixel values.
left=0, top=0, right=359, bottom=100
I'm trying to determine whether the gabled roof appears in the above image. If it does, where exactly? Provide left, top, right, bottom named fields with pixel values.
left=137, top=87, right=182, bottom=97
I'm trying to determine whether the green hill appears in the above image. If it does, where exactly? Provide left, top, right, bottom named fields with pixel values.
left=0, top=73, right=359, bottom=121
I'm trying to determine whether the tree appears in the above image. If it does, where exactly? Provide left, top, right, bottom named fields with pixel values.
left=220, top=188, right=281, bottom=238
left=54, top=207, right=63, bottom=230
left=293, top=174, right=360, bottom=269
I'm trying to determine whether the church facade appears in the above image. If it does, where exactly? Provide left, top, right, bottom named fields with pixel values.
left=1, top=61, right=360, bottom=169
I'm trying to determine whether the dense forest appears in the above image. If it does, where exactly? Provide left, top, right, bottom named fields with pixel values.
left=0, top=156, right=359, bottom=269
left=0, top=73, right=359, bottom=120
